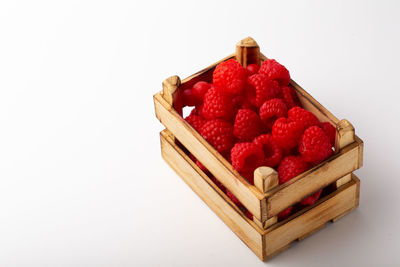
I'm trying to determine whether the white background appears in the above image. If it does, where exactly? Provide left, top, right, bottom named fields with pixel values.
left=1, top=0, right=399, bottom=266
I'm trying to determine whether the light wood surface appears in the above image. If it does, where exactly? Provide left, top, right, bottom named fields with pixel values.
left=336, top=173, right=352, bottom=188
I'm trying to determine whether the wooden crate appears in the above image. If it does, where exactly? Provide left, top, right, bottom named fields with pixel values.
left=153, top=37, right=363, bottom=260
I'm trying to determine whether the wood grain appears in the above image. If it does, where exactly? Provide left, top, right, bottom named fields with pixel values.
left=154, top=93, right=267, bottom=221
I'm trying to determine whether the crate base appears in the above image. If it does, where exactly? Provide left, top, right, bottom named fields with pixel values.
left=160, top=130, right=360, bottom=261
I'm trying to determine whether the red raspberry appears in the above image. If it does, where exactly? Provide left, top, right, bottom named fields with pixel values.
left=259, top=59, right=290, bottom=86
left=182, top=89, right=200, bottom=107
left=231, top=142, right=264, bottom=172
left=245, top=64, right=260, bottom=76
left=213, top=59, right=246, bottom=95
left=259, top=98, right=288, bottom=130
left=227, top=189, right=243, bottom=208
left=300, top=189, right=322, bottom=206
left=320, top=122, right=336, bottom=146
left=192, top=81, right=212, bottom=100
left=277, top=156, right=309, bottom=184
left=200, top=119, right=234, bottom=154
left=281, top=85, right=302, bottom=109
left=200, top=87, right=234, bottom=121
left=246, top=74, right=281, bottom=107
left=278, top=206, right=293, bottom=221
left=244, top=209, right=253, bottom=220
left=272, top=118, right=304, bottom=150
left=196, top=159, right=208, bottom=172
left=233, top=109, right=263, bottom=142
left=240, top=170, right=255, bottom=185
left=210, top=175, right=226, bottom=193
left=288, top=107, right=319, bottom=130
left=253, top=134, right=283, bottom=168
left=185, top=114, right=206, bottom=132
left=299, top=126, right=333, bottom=164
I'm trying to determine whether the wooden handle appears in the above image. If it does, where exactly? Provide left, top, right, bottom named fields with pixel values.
left=254, top=167, right=279, bottom=193
left=236, top=37, right=260, bottom=67
left=334, top=119, right=355, bottom=152
left=162, top=75, right=181, bottom=107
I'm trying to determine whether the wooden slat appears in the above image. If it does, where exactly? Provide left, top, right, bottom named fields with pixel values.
left=266, top=141, right=360, bottom=217
left=154, top=93, right=266, bottom=221
left=264, top=175, right=359, bottom=258
left=336, top=173, right=352, bottom=188
left=160, top=130, right=265, bottom=260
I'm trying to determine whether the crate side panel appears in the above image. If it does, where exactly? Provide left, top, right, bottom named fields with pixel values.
left=154, top=93, right=265, bottom=220
left=265, top=177, right=359, bottom=258
left=160, top=131, right=264, bottom=260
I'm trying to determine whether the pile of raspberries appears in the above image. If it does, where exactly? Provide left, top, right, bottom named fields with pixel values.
left=181, top=58, right=335, bottom=221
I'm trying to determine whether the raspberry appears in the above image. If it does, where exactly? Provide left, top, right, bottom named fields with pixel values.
left=192, top=81, right=212, bottom=100
left=227, top=189, right=243, bottom=208
left=300, top=189, right=322, bottom=206
left=277, top=156, right=309, bottom=184
left=233, top=109, right=263, bottom=142
left=231, top=142, right=264, bottom=172
left=272, top=118, right=304, bottom=150
left=182, top=89, right=200, bottom=107
left=245, top=64, right=260, bottom=76
left=240, top=170, right=255, bottom=185
left=210, top=175, right=226, bottom=193
left=259, top=59, right=290, bottom=86
left=185, top=114, right=206, bottom=132
left=246, top=74, right=281, bottom=107
left=196, top=159, right=208, bottom=172
left=213, top=59, right=246, bottom=95
left=200, top=119, right=234, bottom=154
left=281, top=85, right=302, bottom=109
left=244, top=209, right=253, bottom=220
left=259, top=98, right=288, bottom=130
left=200, top=87, right=234, bottom=121
left=288, top=107, right=319, bottom=130
left=320, top=122, right=336, bottom=146
left=299, top=126, right=333, bottom=164
left=253, top=134, right=283, bottom=167
left=278, top=206, right=293, bottom=221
